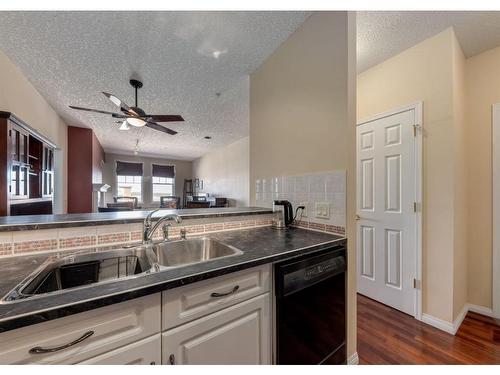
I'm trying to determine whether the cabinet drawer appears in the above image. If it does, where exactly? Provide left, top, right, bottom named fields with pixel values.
left=0, top=293, right=161, bottom=364
left=162, top=265, right=270, bottom=330
left=162, top=293, right=271, bottom=365
left=77, top=334, right=161, bottom=365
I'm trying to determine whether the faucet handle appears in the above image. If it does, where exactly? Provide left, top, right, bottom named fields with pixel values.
left=162, top=223, right=172, bottom=241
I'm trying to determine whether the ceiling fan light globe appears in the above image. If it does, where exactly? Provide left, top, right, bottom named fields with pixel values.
left=127, top=117, right=147, bottom=127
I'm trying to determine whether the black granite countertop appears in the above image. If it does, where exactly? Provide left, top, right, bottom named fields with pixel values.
left=0, top=227, right=346, bottom=332
left=0, top=207, right=273, bottom=232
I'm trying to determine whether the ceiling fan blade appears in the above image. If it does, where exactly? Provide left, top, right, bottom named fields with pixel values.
left=69, top=105, right=125, bottom=117
left=102, top=92, right=138, bottom=116
left=145, top=121, right=178, bottom=135
left=145, top=115, right=185, bottom=122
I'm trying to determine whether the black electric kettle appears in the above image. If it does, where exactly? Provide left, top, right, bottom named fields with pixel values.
left=272, top=200, right=294, bottom=229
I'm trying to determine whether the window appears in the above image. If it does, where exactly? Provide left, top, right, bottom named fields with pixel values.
left=115, top=161, right=143, bottom=202
left=152, top=164, right=175, bottom=202
left=153, top=176, right=174, bottom=201
left=117, top=175, right=142, bottom=201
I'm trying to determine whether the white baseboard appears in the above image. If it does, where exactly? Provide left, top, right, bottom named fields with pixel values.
left=452, top=305, right=469, bottom=334
left=421, top=303, right=494, bottom=335
left=421, top=313, right=456, bottom=334
left=347, top=352, right=359, bottom=365
left=467, top=304, right=494, bottom=317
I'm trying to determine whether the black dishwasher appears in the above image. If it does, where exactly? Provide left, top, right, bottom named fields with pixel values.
left=275, top=244, right=347, bottom=365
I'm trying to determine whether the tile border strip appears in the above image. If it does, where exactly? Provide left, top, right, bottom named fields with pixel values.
left=1, top=217, right=344, bottom=258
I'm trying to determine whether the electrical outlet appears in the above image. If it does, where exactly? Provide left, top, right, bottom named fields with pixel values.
left=315, top=202, right=330, bottom=219
left=300, top=202, right=309, bottom=217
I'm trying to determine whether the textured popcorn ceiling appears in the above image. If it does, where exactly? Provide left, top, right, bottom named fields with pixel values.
left=0, top=11, right=309, bottom=160
left=358, top=11, right=500, bottom=72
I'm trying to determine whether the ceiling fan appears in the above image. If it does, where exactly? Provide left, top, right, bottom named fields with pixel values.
left=69, top=79, right=184, bottom=135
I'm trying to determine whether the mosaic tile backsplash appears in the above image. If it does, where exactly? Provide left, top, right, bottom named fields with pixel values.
left=254, top=170, right=346, bottom=231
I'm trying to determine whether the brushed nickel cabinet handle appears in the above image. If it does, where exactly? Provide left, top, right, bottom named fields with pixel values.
left=29, top=331, right=94, bottom=354
left=210, top=285, right=239, bottom=298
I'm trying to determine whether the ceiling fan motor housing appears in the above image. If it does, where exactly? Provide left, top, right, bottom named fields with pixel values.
left=129, top=79, right=143, bottom=89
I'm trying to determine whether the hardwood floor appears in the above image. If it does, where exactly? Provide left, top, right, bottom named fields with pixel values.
left=357, top=294, right=500, bottom=364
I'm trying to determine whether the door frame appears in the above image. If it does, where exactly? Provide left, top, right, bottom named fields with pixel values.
left=357, top=101, right=423, bottom=320
left=492, top=103, right=500, bottom=319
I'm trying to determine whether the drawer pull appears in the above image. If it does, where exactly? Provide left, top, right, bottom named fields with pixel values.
left=210, top=285, right=239, bottom=298
left=29, top=330, right=94, bottom=354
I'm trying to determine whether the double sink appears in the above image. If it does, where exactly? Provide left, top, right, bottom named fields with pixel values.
left=2, top=237, right=243, bottom=302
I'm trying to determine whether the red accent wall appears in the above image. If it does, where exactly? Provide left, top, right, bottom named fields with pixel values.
left=67, top=126, right=104, bottom=213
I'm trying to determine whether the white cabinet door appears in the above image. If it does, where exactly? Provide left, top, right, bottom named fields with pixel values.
left=78, top=334, right=161, bottom=365
left=162, top=293, right=271, bottom=365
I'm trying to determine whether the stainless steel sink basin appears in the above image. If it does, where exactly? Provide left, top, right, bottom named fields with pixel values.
left=2, top=236, right=244, bottom=303
left=2, top=246, right=158, bottom=302
left=153, top=237, right=243, bottom=268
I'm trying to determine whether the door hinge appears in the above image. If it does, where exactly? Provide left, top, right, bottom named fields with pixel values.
left=413, top=124, right=419, bottom=137
left=413, top=278, right=417, bottom=289
left=413, top=202, right=417, bottom=212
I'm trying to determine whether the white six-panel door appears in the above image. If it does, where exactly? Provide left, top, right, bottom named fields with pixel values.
left=357, top=108, right=417, bottom=316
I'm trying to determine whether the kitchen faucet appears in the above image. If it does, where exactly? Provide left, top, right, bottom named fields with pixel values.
left=143, top=209, right=182, bottom=244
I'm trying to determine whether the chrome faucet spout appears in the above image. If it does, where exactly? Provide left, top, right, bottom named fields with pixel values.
left=143, top=210, right=182, bottom=244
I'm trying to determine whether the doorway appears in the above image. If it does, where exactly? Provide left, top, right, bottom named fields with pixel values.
left=356, top=103, right=422, bottom=318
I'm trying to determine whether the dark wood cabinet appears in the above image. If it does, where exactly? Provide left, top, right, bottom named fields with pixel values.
left=67, top=126, right=104, bottom=214
left=0, top=112, right=56, bottom=216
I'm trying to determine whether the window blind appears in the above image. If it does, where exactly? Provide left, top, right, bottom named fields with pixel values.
left=116, top=161, right=143, bottom=176
left=152, top=164, right=175, bottom=178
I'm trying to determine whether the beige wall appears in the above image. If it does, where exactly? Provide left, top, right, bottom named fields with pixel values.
left=358, top=28, right=465, bottom=322
left=0, top=48, right=68, bottom=213
left=102, top=153, right=192, bottom=208
left=451, top=35, right=468, bottom=319
left=250, top=11, right=357, bottom=358
left=465, top=45, right=500, bottom=309
left=193, top=137, right=250, bottom=207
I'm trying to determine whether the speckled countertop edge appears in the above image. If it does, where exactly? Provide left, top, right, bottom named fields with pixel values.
left=0, top=207, right=273, bottom=232
left=0, top=227, right=346, bottom=333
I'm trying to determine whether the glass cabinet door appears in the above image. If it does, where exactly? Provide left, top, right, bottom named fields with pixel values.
left=19, top=132, right=28, bottom=164
left=42, top=145, right=54, bottom=197
left=9, top=126, right=30, bottom=199
left=10, top=165, right=28, bottom=199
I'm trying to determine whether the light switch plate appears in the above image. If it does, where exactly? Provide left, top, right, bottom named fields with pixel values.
left=315, top=202, right=330, bottom=219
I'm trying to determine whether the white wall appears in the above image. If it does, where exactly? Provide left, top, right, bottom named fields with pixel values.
left=0, top=48, right=68, bottom=213
left=250, top=11, right=357, bottom=359
left=357, top=28, right=469, bottom=323
left=193, top=137, right=250, bottom=207
left=102, top=153, right=193, bottom=208
left=465, top=43, right=500, bottom=309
